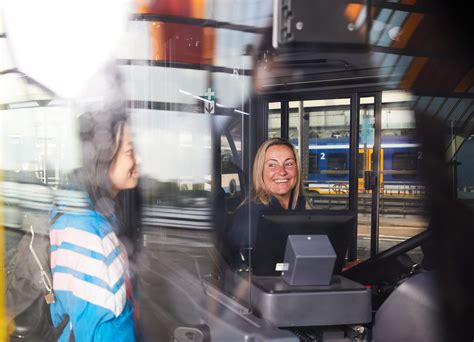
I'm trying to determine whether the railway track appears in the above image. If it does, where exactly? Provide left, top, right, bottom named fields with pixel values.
left=308, top=193, right=428, bottom=215
left=357, top=213, right=428, bottom=239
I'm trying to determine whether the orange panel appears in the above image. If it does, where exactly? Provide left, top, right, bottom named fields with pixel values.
left=137, top=0, right=215, bottom=64
left=150, top=22, right=213, bottom=64
left=401, top=57, right=428, bottom=89
left=137, top=0, right=193, bottom=16
left=344, top=3, right=363, bottom=22
left=149, top=23, right=164, bottom=60
left=392, top=13, right=424, bottom=49
left=202, top=27, right=216, bottom=63
left=191, top=0, right=205, bottom=18
left=454, top=67, right=474, bottom=93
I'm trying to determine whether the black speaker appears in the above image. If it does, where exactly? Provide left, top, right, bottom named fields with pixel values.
left=273, top=0, right=370, bottom=49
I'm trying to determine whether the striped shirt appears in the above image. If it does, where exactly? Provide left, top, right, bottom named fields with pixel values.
left=50, top=209, right=135, bottom=342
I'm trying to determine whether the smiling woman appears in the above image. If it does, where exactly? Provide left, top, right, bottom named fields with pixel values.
left=258, top=143, right=298, bottom=209
left=226, top=139, right=308, bottom=268
left=252, top=139, right=303, bottom=210
left=48, top=108, right=139, bottom=341
left=108, top=125, right=140, bottom=197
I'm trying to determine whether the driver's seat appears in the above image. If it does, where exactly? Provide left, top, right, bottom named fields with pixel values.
left=373, top=271, right=446, bottom=342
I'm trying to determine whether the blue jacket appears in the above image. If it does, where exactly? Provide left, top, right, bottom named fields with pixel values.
left=49, top=208, right=135, bottom=342
left=227, top=196, right=306, bottom=251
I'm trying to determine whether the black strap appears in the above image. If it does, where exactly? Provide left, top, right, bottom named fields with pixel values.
left=52, top=314, right=70, bottom=341
left=51, top=212, right=68, bottom=341
left=50, top=212, right=63, bottom=225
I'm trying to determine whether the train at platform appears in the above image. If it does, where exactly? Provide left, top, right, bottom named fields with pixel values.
left=301, top=135, right=425, bottom=196
left=221, top=134, right=425, bottom=198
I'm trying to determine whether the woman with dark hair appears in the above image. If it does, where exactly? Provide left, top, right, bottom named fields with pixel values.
left=49, top=108, right=139, bottom=341
left=226, top=138, right=309, bottom=267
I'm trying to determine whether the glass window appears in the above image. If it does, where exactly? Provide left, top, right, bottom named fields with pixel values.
left=326, top=153, right=348, bottom=179
left=392, top=152, right=418, bottom=179
left=220, top=122, right=243, bottom=200
left=267, top=102, right=281, bottom=138
left=289, top=101, right=300, bottom=142
left=309, top=153, right=318, bottom=174
left=305, top=97, right=351, bottom=206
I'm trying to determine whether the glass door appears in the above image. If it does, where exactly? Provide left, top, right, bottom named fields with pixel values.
left=357, top=95, right=379, bottom=260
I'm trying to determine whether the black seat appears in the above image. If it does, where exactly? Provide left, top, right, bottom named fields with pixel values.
left=373, top=271, right=446, bottom=342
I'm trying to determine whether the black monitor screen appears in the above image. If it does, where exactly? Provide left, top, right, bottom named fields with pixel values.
left=252, top=210, right=355, bottom=276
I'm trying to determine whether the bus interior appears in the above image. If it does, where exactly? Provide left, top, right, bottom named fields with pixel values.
left=1, top=0, right=473, bottom=341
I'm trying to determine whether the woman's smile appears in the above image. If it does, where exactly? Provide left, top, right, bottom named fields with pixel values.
left=263, top=144, right=298, bottom=206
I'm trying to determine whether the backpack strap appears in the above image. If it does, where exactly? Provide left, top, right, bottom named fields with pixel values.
left=28, top=212, right=63, bottom=301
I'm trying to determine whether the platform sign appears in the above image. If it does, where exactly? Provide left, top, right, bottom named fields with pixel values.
left=361, top=116, right=373, bottom=145
left=203, top=87, right=215, bottom=114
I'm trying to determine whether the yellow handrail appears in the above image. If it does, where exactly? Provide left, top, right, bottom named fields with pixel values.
left=0, top=169, right=7, bottom=341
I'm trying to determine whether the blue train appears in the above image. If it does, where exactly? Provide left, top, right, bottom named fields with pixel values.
left=221, top=135, right=424, bottom=196
left=301, top=136, right=424, bottom=195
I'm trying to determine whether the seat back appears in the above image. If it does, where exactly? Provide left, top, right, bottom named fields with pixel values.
left=373, top=271, right=446, bottom=342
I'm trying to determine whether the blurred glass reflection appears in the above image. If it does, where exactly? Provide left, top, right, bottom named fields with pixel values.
left=1, top=0, right=266, bottom=339
left=2, top=0, right=472, bottom=341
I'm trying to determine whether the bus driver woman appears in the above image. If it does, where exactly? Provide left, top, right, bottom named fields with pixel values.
left=227, top=138, right=308, bottom=267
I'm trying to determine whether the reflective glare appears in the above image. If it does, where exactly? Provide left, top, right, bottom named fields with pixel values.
left=3, top=0, right=131, bottom=98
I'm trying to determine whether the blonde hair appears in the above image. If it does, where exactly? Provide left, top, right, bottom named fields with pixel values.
left=252, top=138, right=303, bottom=209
